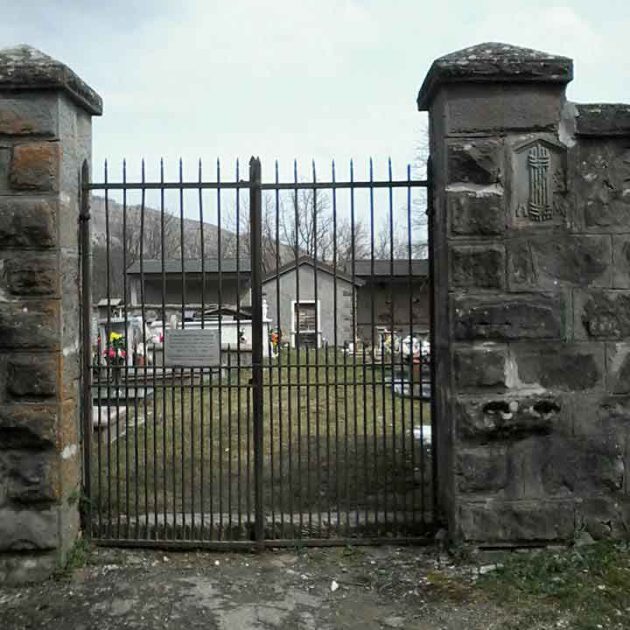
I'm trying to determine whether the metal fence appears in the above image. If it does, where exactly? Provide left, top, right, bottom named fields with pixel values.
left=80, top=156, right=435, bottom=548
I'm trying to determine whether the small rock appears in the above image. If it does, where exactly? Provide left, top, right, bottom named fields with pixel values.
left=331, top=580, right=339, bottom=592
left=382, top=616, right=405, bottom=628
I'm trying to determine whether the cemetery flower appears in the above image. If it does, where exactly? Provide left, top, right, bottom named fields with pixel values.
left=103, top=331, right=127, bottom=364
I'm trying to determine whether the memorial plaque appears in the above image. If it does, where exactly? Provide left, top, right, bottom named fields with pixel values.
left=164, top=329, right=220, bottom=367
left=510, top=137, right=567, bottom=226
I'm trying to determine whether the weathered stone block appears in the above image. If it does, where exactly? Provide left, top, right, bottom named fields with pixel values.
left=0, top=301, right=59, bottom=349
left=9, top=141, right=60, bottom=191
left=507, top=234, right=611, bottom=290
left=512, top=343, right=603, bottom=392
left=505, top=436, right=545, bottom=499
left=456, top=446, right=507, bottom=493
left=417, top=42, right=573, bottom=112
left=541, top=435, right=624, bottom=496
left=447, top=139, right=503, bottom=185
left=456, top=394, right=563, bottom=440
left=0, top=147, right=9, bottom=192
left=0, top=198, right=56, bottom=248
left=447, top=189, right=505, bottom=236
left=612, top=235, right=630, bottom=289
left=0, top=404, right=57, bottom=449
left=606, top=343, right=630, bottom=394
left=576, top=497, right=630, bottom=539
left=451, top=244, right=505, bottom=289
left=7, top=354, right=58, bottom=398
left=0, top=449, right=59, bottom=504
left=576, top=104, right=630, bottom=137
left=570, top=393, right=630, bottom=439
left=0, top=507, right=59, bottom=551
left=454, top=345, right=507, bottom=390
left=444, top=83, right=564, bottom=134
left=0, top=97, right=56, bottom=136
left=576, top=140, right=630, bottom=230
left=2, top=254, right=59, bottom=296
left=576, top=290, right=630, bottom=340
left=0, top=551, right=57, bottom=585
left=452, top=293, right=563, bottom=341
left=457, top=499, right=575, bottom=542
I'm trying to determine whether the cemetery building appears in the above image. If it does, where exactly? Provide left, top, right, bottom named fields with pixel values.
left=352, top=259, right=430, bottom=344
left=126, top=258, right=252, bottom=315
left=126, top=256, right=430, bottom=347
left=261, top=256, right=361, bottom=348
left=262, top=256, right=430, bottom=348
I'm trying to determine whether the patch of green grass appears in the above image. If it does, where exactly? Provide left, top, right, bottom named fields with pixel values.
left=476, top=542, right=630, bottom=629
left=56, top=538, right=93, bottom=578
left=91, top=347, right=432, bottom=532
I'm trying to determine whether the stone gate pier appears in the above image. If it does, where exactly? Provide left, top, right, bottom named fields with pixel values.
left=0, top=46, right=101, bottom=582
left=419, top=43, right=630, bottom=545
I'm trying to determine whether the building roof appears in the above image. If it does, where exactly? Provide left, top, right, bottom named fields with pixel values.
left=351, top=259, right=428, bottom=277
left=262, top=255, right=364, bottom=286
left=96, top=297, right=123, bottom=307
left=127, top=259, right=251, bottom=275
left=127, top=257, right=428, bottom=279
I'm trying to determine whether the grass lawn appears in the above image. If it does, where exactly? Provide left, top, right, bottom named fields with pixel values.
left=90, top=347, right=433, bottom=540
left=471, top=541, right=630, bottom=629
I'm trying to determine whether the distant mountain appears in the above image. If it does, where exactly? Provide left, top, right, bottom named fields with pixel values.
left=89, top=196, right=235, bottom=302
left=89, top=196, right=292, bottom=302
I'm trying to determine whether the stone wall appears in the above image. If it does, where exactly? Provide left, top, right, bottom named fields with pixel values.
left=419, top=43, right=630, bottom=545
left=0, top=46, right=101, bottom=582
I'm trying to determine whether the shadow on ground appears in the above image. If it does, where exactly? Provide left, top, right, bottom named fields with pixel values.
left=0, top=545, right=509, bottom=630
left=3, top=542, right=630, bottom=629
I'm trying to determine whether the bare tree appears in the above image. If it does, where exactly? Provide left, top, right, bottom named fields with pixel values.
left=121, top=205, right=180, bottom=265
left=374, top=215, right=414, bottom=260
left=276, top=189, right=369, bottom=266
left=221, top=190, right=369, bottom=274
left=412, top=123, right=430, bottom=258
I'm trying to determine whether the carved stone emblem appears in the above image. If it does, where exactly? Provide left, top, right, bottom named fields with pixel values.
left=511, top=138, right=567, bottom=225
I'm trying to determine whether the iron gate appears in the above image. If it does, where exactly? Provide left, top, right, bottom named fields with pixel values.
left=80, top=156, right=435, bottom=548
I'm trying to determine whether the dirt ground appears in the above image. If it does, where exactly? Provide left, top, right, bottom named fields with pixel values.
left=0, top=545, right=510, bottom=630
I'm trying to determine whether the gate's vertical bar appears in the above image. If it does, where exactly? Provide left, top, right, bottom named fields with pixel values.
left=159, top=160, right=168, bottom=537
left=235, top=159, right=243, bottom=534
left=139, top=161, right=150, bottom=539
left=293, top=160, right=302, bottom=536
left=219, top=159, right=232, bottom=537
left=331, top=160, right=340, bottom=536
left=348, top=159, right=356, bottom=537
left=274, top=160, right=284, bottom=538
left=405, top=164, right=413, bottom=531
left=249, top=157, right=265, bottom=546
left=132, top=161, right=140, bottom=538
left=104, top=161, right=112, bottom=538
left=368, top=160, right=379, bottom=532
left=388, top=158, right=397, bottom=530
left=216, top=159, right=224, bottom=540
left=178, top=159, right=186, bottom=539
left=427, top=155, right=438, bottom=526
left=150, top=167, right=159, bottom=539
left=312, top=160, right=321, bottom=537
left=79, top=160, right=93, bottom=539
left=122, top=161, right=130, bottom=538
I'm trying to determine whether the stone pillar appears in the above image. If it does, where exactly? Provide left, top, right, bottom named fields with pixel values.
left=0, top=46, right=101, bottom=582
left=418, top=43, right=586, bottom=545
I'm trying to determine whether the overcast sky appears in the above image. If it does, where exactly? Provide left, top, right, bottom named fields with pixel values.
left=1, top=0, right=629, bottom=183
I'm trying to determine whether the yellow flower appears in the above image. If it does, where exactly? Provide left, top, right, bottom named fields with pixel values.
left=109, top=332, right=123, bottom=341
